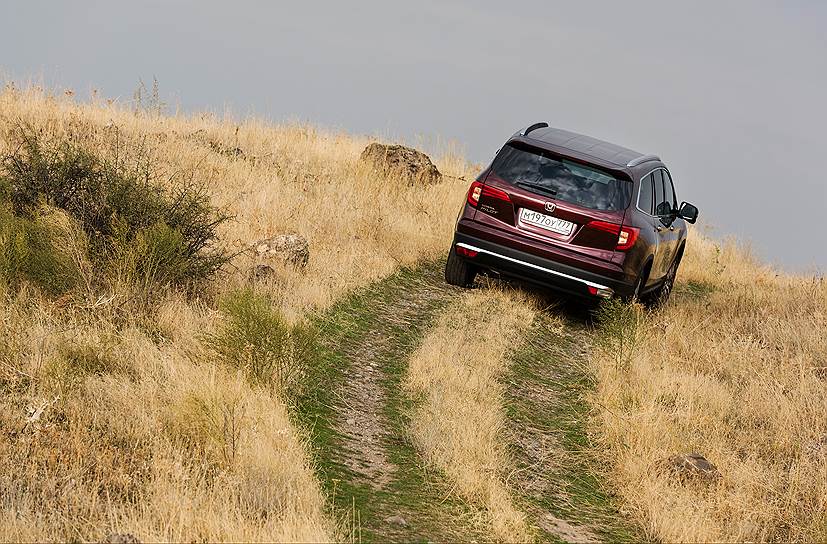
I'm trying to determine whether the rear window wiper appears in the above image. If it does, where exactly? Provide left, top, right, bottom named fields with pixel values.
left=515, top=181, right=558, bottom=197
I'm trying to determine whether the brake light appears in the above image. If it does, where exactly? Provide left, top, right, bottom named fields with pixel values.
left=467, top=182, right=483, bottom=206
left=587, top=221, right=640, bottom=251
left=466, top=181, right=511, bottom=207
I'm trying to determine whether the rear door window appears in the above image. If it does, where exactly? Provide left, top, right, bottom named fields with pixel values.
left=653, top=171, right=664, bottom=215
left=638, top=174, right=654, bottom=214
left=491, top=143, right=632, bottom=211
left=662, top=170, right=678, bottom=208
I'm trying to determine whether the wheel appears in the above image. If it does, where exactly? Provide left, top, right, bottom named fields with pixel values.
left=647, top=256, right=680, bottom=308
left=623, top=263, right=650, bottom=304
left=444, top=248, right=477, bottom=287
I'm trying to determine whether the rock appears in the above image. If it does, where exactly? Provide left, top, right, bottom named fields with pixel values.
left=254, top=234, right=309, bottom=269
left=667, top=452, right=720, bottom=481
left=248, top=264, right=278, bottom=283
left=359, top=143, right=442, bottom=185
left=346, top=418, right=356, bottom=426
left=101, top=534, right=141, bottom=544
left=384, top=515, right=408, bottom=527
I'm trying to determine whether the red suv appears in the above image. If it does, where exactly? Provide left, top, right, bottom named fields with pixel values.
left=446, top=123, right=698, bottom=305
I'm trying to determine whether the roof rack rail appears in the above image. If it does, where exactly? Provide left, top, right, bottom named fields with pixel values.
left=626, top=154, right=660, bottom=167
left=522, top=122, right=549, bottom=136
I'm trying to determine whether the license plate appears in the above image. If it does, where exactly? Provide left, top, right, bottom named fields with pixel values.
left=518, top=208, right=574, bottom=235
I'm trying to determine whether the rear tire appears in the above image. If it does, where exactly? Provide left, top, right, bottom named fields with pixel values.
left=647, top=256, right=680, bottom=308
left=445, top=248, right=477, bottom=287
left=624, top=263, right=650, bottom=304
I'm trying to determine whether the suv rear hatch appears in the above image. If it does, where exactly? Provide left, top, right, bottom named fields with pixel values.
left=467, top=141, right=635, bottom=264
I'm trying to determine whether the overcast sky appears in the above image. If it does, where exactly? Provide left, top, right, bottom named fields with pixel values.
left=2, top=0, right=825, bottom=271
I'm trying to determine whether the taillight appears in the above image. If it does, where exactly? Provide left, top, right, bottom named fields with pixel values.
left=466, top=181, right=511, bottom=207
left=616, top=227, right=639, bottom=250
left=467, top=182, right=483, bottom=206
left=587, top=221, right=640, bottom=251
left=587, top=285, right=615, bottom=298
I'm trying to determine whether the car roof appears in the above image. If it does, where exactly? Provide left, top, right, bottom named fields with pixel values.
left=509, top=125, right=661, bottom=174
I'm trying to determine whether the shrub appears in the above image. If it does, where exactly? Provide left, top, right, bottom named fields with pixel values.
left=205, top=289, right=317, bottom=395
left=0, top=205, right=80, bottom=295
left=0, top=124, right=231, bottom=293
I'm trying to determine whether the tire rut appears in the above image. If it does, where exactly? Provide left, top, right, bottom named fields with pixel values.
left=300, top=261, right=485, bottom=542
left=505, top=309, right=641, bottom=542
left=301, top=264, right=641, bottom=542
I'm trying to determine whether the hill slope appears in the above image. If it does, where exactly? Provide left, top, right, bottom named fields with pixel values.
left=1, top=87, right=824, bottom=542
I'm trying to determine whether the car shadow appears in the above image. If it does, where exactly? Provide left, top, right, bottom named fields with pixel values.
left=474, top=272, right=598, bottom=327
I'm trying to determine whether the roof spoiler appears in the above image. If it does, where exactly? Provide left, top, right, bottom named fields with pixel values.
left=626, top=154, right=660, bottom=167
left=522, top=122, right=549, bottom=136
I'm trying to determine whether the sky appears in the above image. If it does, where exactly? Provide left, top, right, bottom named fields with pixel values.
left=2, top=0, right=825, bottom=271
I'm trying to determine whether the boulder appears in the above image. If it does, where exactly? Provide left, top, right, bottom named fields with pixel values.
left=359, top=143, right=442, bottom=185
left=667, top=452, right=720, bottom=482
left=253, top=234, right=309, bottom=269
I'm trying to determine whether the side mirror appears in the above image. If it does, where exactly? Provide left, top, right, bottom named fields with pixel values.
left=678, top=201, right=699, bottom=224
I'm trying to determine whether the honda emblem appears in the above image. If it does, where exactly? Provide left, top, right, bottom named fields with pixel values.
left=544, top=201, right=556, bottom=213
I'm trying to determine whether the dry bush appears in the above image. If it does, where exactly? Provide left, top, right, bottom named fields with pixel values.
left=405, top=287, right=537, bottom=541
left=0, top=123, right=232, bottom=298
left=591, top=228, right=827, bottom=542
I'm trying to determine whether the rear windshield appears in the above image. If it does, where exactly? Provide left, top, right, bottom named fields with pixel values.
left=490, top=143, right=632, bottom=211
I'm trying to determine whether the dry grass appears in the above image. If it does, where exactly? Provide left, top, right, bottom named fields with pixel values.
left=0, top=85, right=473, bottom=320
left=405, top=287, right=537, bottom=541
left=0, top=290, right=333, bottom=542
left=2, top=84, right=824, bottom=542
left=591, top=229, right=827, bottom=542
left=0, top=86, right=475, bottom=541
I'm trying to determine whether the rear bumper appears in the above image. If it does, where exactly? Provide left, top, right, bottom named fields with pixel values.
left=453, top=231, right=635, bottom=299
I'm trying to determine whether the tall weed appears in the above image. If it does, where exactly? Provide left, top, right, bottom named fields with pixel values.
left=205, top=289, right=316, bottom=395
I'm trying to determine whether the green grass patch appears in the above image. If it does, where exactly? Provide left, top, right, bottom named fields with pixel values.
left=505, top=312, right=644, bottom=542
left=295, top=262, right=484, bottom=542
left=0, top=205, right=81, bottom=295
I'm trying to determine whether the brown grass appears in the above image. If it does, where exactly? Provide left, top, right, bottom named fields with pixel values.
left=2, top=84, right=824, bottom=542
left=590, top=229, right=827, bottom=542
left=0, top=86, right=475, bottom=541
left=405, top=287, right=537, bottom=540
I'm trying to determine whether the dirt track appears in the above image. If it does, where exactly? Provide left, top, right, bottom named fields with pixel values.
left=297, top=261, right=639, bottom=541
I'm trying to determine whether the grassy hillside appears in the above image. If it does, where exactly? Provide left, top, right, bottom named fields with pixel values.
left=592, top=233, right=827, bottom=541
left=0, top=87, right=472, bottom=541
left=0, top=86, right=824, bottom=542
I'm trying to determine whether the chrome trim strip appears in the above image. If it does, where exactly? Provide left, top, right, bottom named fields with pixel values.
left=456, top=243, right=612, bottom=291
left=626, top=154, right=660, bottom=167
